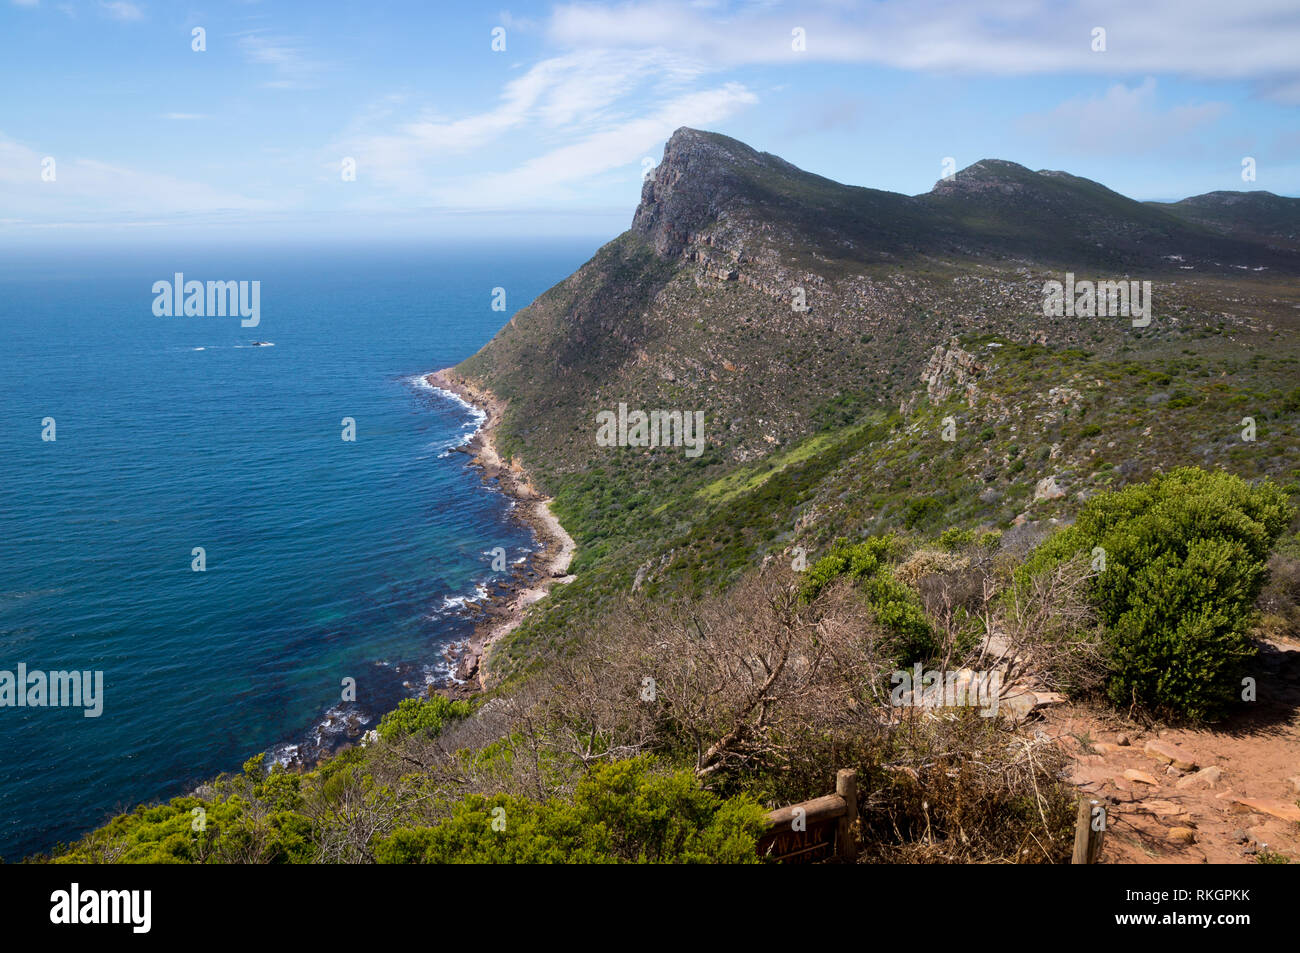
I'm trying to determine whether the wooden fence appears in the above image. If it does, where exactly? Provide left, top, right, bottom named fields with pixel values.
left=757, top=769, right=858, bottom=863
left=759, top=775, right=1105, bottom=864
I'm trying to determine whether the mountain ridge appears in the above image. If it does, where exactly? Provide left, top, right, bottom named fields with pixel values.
left=458, top=128, right=1300, bottom=494
left=629, top=128, right=1300, bottom=275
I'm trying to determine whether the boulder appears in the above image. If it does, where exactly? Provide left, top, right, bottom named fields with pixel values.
left=1141, top=800, right=1183, bottom=816
left=1225, top=796, right=1300, bottom=824
left=1143, top=739, right=1199, bottom=770
left=1124, top=769, right=1161, bottom=786
left=1174, top=766, right=1221, bottom=790
left=1033, top=475, right=1067, bottom=502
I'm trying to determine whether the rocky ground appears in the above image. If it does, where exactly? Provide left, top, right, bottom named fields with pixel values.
left=1039, top=635, right=1300, bottom=863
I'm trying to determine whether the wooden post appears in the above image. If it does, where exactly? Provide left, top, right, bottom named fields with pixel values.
left=1071, top=797, right=1105, bottom=864
left=835, top=769, right=858, bottom=863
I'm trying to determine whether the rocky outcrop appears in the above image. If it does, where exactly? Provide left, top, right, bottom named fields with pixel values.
left=632, top=128, right=763, bottom=259
left=920, top=337, right=983, bottom=406
left=1033, top=475, right=1067, bottom=502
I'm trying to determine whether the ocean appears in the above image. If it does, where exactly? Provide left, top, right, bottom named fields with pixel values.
left=0, top=239, right=599, bottom=860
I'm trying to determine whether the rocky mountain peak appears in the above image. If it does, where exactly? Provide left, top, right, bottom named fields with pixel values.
left=631, top=128, right=778, bottom=258
left=928, top=158, right=1041, bottom=197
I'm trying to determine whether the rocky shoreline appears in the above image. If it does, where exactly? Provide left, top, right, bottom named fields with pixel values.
left=425, top=368, right=576, bottom=694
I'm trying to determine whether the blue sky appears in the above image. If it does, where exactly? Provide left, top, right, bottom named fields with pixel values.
left=2, top=0, right=1298, bottom=244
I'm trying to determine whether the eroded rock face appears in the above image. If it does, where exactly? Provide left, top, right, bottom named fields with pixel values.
left=632, top=128, right=760, bottom=259
left=920, top=337, right=983, bottom=405
left=1034, top=475, right=1067, bottom=502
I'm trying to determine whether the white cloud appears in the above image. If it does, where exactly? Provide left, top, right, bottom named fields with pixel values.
left=0, top=135, right=270, bottom=226
left=497, top=10, right=539, bottom=32
left=548, top=0, right=1300, bottom=96
left=238, top=33, right=322, bottom=89
left=98, top=1, right=142, bottom=21
left=1019, top=78, right=1228, bottom=155
left=442, top=82, right=759, bottom=207
left=333, top=47, right=732, bottom=202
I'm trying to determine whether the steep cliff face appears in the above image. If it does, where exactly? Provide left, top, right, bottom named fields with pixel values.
left=630, top=128, right=761, bottom=258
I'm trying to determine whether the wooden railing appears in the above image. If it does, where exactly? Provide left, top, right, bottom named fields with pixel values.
left=760, top=772, right=1105, bottom=864
left=757, top=769, right=858, bottom=863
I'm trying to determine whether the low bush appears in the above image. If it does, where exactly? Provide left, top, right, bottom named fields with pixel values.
left=1024, top=467, right=1292, bottom=719
left=373, top=758, right=765, bottom=864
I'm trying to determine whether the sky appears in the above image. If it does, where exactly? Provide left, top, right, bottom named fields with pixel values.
left=1, top=0, right=1298, bottom=245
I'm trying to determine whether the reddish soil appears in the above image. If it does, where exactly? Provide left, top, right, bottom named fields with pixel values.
left=1038, top=636, right=1300, bottom=863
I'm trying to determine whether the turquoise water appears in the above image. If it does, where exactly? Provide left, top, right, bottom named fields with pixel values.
left=0, top=240, right=598, bottom=859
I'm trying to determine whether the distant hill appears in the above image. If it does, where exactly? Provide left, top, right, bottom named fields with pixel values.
left=1149, top=190, right=1300, bottom=252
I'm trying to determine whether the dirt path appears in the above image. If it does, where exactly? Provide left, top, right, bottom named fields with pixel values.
left=1037, top=636, right=1300, bottom=863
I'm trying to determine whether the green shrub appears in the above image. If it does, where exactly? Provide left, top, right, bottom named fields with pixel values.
left=1024, top=467, right=1292, bottom=719
left=903, top=496, right=943, bottom=529
left=373, top=758, right=765, bottom=864
left=50, top=765, right=315, bottom=864
left=377, top=696, right=472, bottom=743
left=938, top=527, right=975, bottom=550
left=800, top=537, right=936, bottom=661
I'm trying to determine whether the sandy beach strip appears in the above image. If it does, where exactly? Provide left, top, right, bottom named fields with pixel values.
left=424, top=368, right=576, bottom=691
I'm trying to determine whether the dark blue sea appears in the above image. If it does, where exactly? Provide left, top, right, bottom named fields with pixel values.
left=0, top=239, right=598, bottom=859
